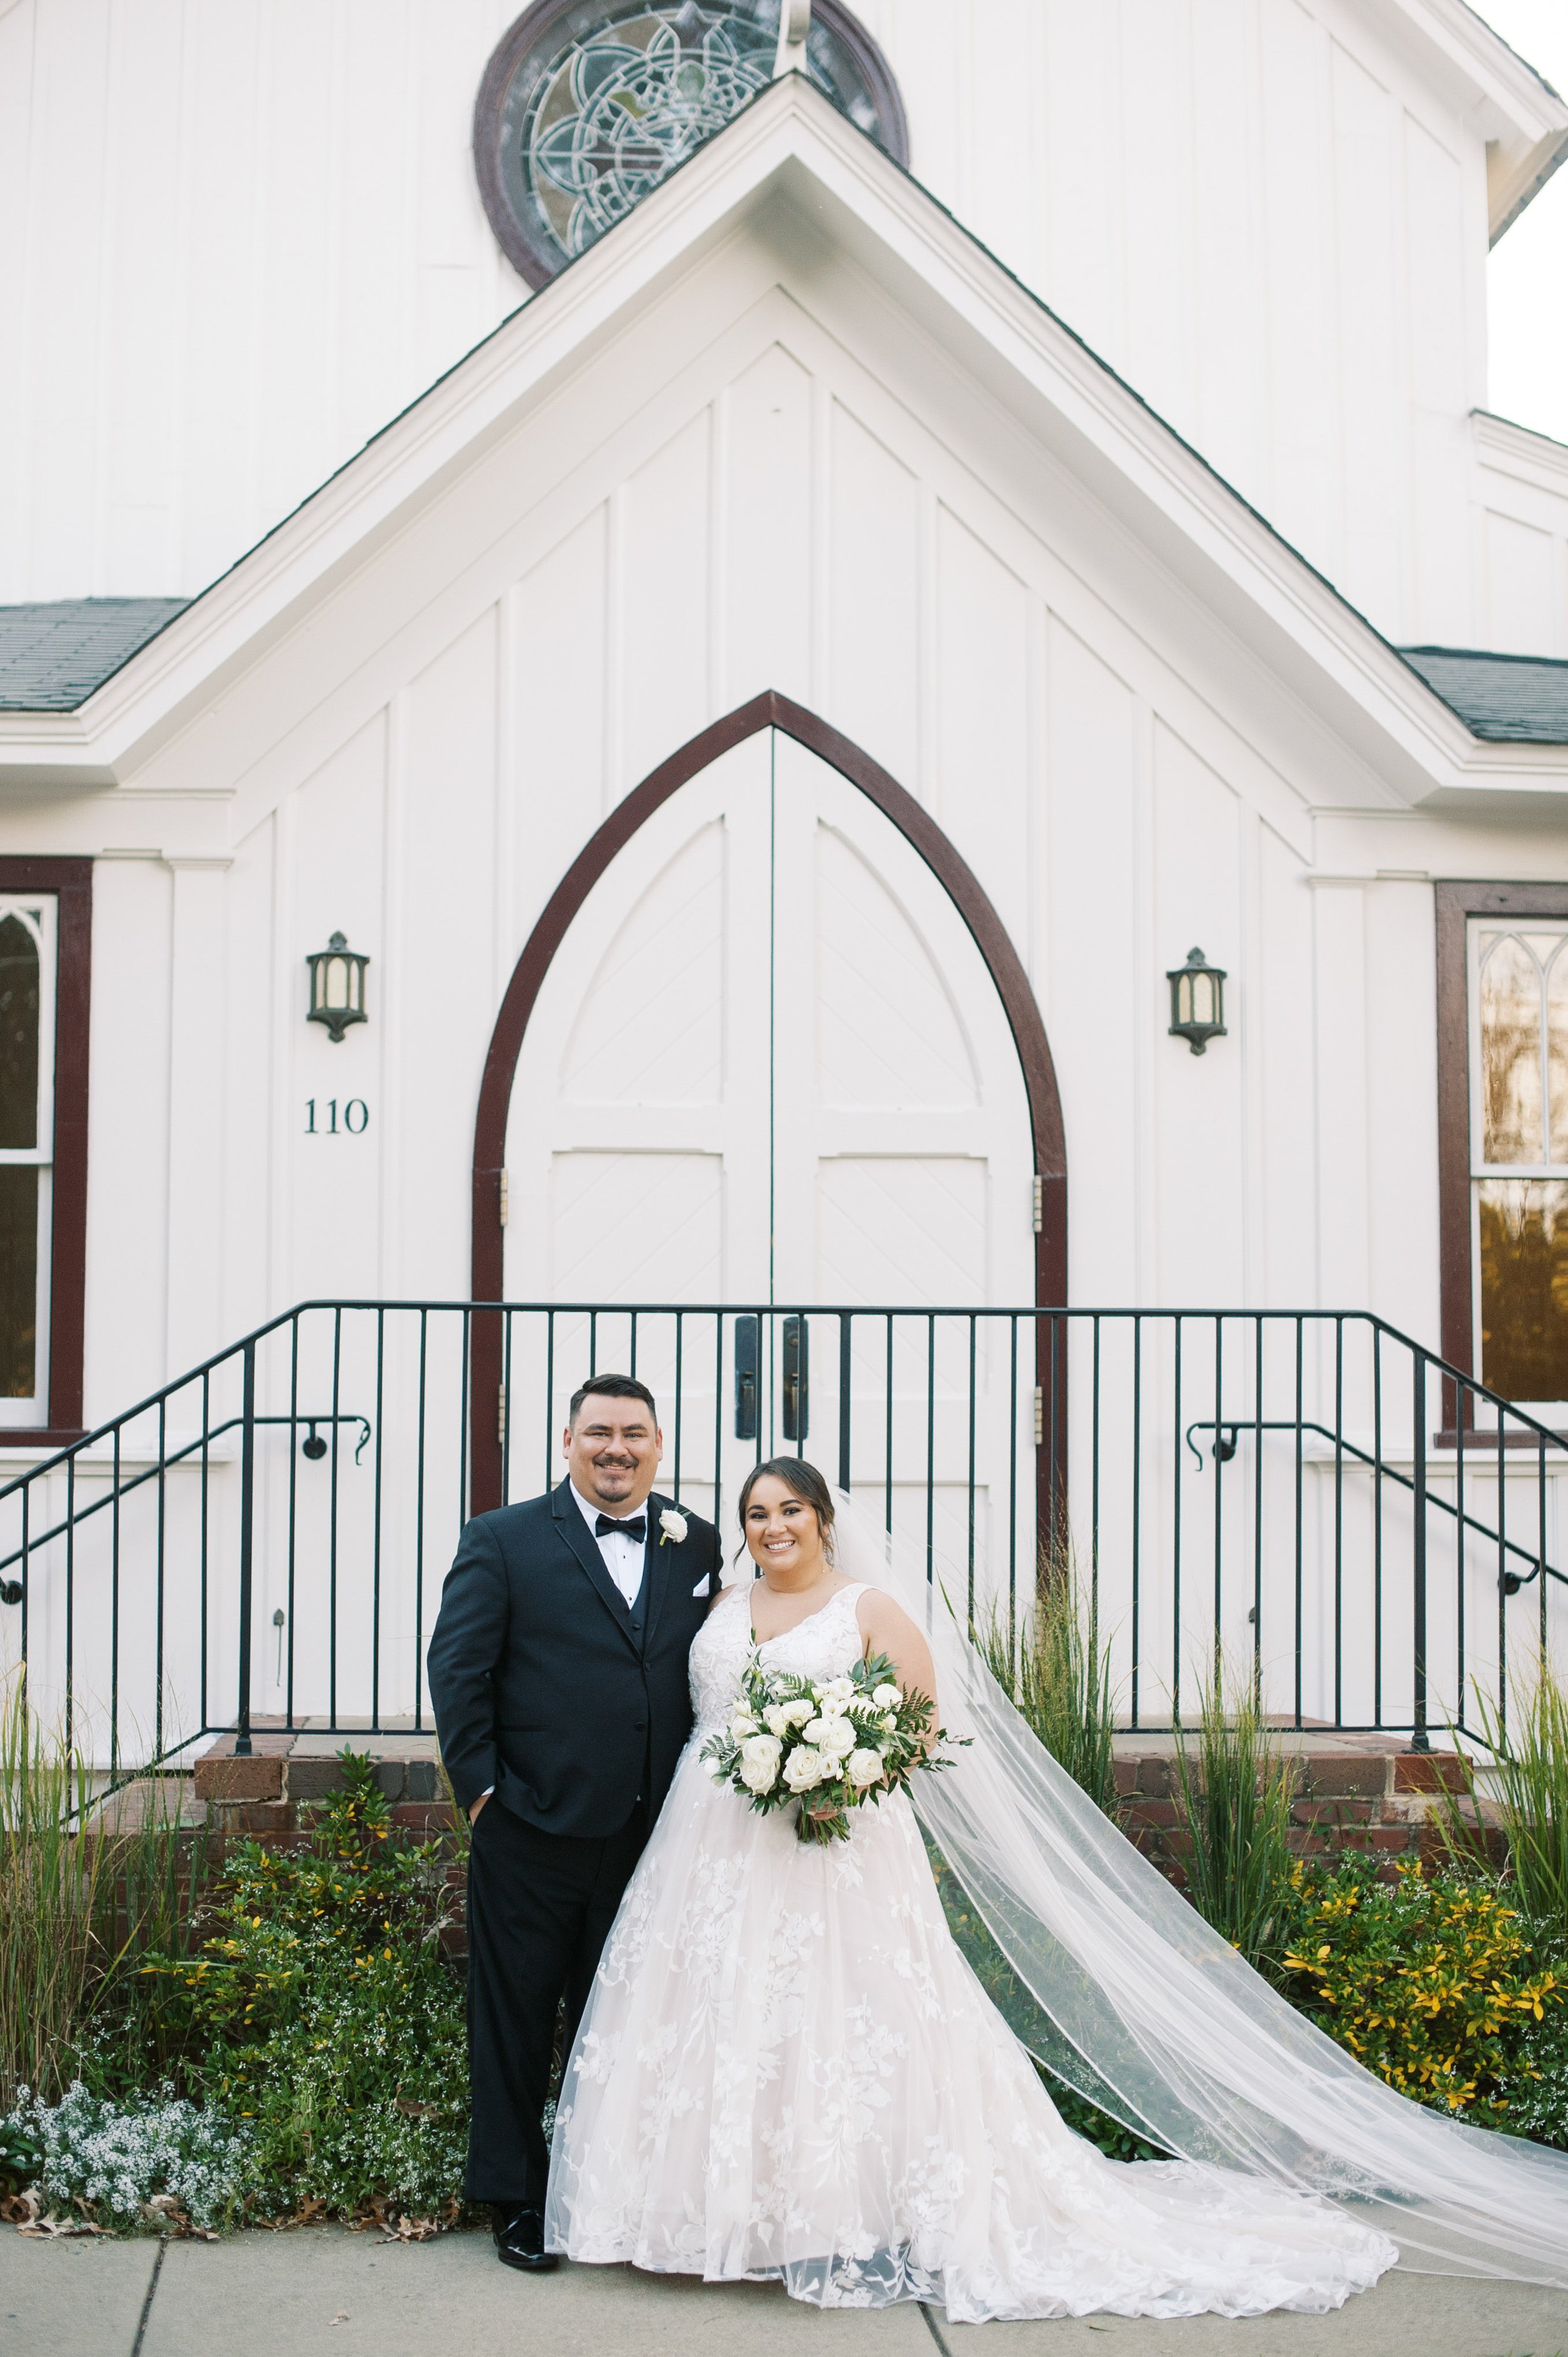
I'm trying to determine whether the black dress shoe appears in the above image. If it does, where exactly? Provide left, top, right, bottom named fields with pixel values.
left=492, top=2203, right=558, bottom=2272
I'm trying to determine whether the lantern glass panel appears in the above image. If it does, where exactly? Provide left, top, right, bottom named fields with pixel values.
left=324, top=955, right=351, bottom=1011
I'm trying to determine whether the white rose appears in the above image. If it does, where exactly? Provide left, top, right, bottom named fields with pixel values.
left=782, top=1746, right=828, bottom=1792
left=845, top=1748, right=885, bottom=1788
left=871, top=1684, right=901, bottom=1710
left=879, top=1713, right=898, bottom=1733
left=660, top=1508, right=689, bottom=1546
left=820, top=1678, right=856, bottom=1705
left=700, top=1752, right=725, bottom=1780
left=814, top=1717, right=857, bottom=1758
left=729, top=1711, right=759, bottom=1740
left=815, top=1695, right=850, bottom=1719
left=762, top=1703, right=795, bottom=1737
left=783, top=1698, right=815, bottom=1730
left=738, top=1735, right=783, bottom=1792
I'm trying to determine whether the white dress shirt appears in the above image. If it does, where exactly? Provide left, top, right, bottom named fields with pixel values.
left=571, top=1481, right=649, bottom=1608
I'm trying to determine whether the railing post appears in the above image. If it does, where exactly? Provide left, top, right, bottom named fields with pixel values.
left=235, top=1338, right=257, bottom=1757
left=838, top=1312, right=852, bottom=1491
left=1411, top=1348, right=1430, bottom=1753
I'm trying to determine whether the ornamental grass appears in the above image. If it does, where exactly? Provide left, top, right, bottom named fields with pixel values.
left=1439, top=1657, right=1568, bottom=1944
left=0, top=1677, right=105, bottom=2108
left=1168, top=1660, right=1297, bottom=1967
left=977, top=1536, right=1119, bottom=1818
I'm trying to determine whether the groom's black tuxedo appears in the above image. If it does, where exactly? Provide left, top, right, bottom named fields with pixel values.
left=426, top=1479, right=722, bottom=2205
left=428, top=1479, right=721, bottom=1836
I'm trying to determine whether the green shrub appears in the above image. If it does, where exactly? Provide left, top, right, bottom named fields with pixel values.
left=140, top=1752, right=467, bottom=2220
left=1168, top=1663, right=1296, bottom=1966
left=1271, top=1854, right=1566, bottom=2129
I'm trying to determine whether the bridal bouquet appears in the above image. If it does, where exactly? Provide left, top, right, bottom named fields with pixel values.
left=700, top=1649, right=966, bottom=1845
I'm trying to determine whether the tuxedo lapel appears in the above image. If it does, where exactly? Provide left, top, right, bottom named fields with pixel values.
left=639, top=1494, right=674, bottom=1652
left=551, top=1481, right=640, bottom=1654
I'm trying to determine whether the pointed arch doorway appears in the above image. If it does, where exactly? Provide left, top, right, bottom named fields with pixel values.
left=469, top=693, right=1066, bottom=1534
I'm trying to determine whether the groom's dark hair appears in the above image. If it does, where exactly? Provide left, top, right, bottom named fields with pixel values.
left=568, top=1372, right=658, bottom=1425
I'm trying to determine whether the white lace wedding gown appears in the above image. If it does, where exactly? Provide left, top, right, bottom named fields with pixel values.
left=544, top=1582, right=1399, bottom=2321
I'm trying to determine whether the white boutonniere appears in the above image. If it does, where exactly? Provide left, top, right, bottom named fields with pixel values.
left=659, top=1507, right=689, bottom=1547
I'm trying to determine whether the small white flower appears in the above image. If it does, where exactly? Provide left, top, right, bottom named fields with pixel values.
left=659, top=1508, right=689, bottom=1546
left=700, top=1752, right=725, bottom=1780
left=729, top=1711, right=759, bottom=1741
left=778, top=1698, right=815, bottom=1730
left=782, top=1745, right=828, bottom=1792
left=879, top=1713, right=898, bottom=1733
left=739, top=1734, right=783, bottom=1792
left=845, top=1747, right=884, bottom=1788
left=761, top=1702, right=795, bottom=1737
left=871, top=1683, right=902, bottom=1710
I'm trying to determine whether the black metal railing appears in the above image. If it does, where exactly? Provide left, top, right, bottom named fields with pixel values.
left=2, top=1299, right=1565, bottom=1777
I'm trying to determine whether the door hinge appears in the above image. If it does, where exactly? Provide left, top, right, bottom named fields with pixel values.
left=498, top=1168, right=509, bottom=1228
left=1032, top=1175, right=1042, bottom=1234
left=497, top=1383, right=507, bottom=1446
left=1033, top=1386, right=1044, bottom=1447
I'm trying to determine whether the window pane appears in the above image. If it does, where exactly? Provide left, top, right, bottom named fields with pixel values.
left=1479, top=932, right=1544, bottom=1164
left=0, top=913, right=40, bottom=1152
left=1478, top=1177, right=1568, bottom=1400
left=1547, top=943, right=1568, bottom=1165
left=0, top=1164, right=38, bottom=1398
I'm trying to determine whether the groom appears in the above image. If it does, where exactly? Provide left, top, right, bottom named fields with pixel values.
left=426, top=1373, right=722, bottom=2272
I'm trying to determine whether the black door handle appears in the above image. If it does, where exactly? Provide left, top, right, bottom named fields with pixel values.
left=735, top=1316, right=759, bottom=1440
left=782, top=1315, right=808, bottom=1443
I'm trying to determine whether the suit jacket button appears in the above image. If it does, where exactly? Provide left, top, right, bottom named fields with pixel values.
left=633, top=1719, right=647, bottom=1733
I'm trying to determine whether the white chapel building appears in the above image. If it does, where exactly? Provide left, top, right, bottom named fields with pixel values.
left=3, top=0, right=1568, bottom=1753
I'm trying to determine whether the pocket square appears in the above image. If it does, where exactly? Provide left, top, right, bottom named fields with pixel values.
left=692, top=1574, right=711, bottom=1597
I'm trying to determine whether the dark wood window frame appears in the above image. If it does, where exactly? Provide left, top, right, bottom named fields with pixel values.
left=0, top=858, right=91, bottom=1446
left=1435, top=878, right=1568, bottom=1413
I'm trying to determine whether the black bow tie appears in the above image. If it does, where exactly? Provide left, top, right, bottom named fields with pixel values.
left=595, top=1513, right=647, bottom=1542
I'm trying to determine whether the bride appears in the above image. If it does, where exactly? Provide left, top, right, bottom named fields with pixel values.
left=546, top=1459, right=1568, bottom=2319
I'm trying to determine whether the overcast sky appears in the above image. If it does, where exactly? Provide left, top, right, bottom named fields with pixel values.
left=1481, top=0, right=1568, bottom=446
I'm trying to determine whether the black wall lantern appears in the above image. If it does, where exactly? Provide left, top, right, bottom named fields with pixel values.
left=1167, top=945, right=1227, bottom=1056
left=305, top=931, right=369, bottom=1043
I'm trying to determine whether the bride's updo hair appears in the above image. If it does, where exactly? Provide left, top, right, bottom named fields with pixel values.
left=736, top=1457, right=837, bottom=1565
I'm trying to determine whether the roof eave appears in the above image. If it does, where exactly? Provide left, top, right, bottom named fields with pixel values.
left=3, top=75, right=1564, bottom=812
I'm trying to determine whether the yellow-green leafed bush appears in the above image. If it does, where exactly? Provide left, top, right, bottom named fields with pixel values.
left=1275, top=1856, right=1565, bottom=2124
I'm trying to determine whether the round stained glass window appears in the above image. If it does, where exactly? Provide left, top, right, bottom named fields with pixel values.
left=474, top=0, right=908, bottom=287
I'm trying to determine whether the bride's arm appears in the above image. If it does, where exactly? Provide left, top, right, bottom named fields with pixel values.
left=856, top=1590, right=938, bottom=1728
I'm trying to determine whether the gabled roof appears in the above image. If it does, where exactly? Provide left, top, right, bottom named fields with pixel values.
left=0, top=74, right=1564, bottom=814
left=1405, top=1, right=1568, bottom=239
left=1401, top=646, right=1568, bottom=742
left=0, top=600, right=190, bottom=712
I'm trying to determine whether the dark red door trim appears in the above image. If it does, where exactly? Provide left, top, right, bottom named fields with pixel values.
left=0, top=858, right=92, bottom=1444
left=468, top=691, right=1067, bottom=1511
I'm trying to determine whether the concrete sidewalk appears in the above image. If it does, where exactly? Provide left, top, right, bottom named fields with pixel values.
left=4, top=2228, right=1565, bottom=2357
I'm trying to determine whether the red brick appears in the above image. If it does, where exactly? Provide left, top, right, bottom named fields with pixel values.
left=194, top=1756, right=284, bottom=1802
left=391, top=1802, right=459, bottom=1833
left=1303, top=1757, right=1392, bottom=1800
left=1393, top=1753, right=1469, bottom=1795
left=1126, top=1799, right=1183, bottom=1829
left=1366, top=1826, right=1414, bottom=1851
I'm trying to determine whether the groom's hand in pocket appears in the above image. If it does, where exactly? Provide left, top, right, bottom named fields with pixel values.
left=469, top=1790, right=491, bottom=1825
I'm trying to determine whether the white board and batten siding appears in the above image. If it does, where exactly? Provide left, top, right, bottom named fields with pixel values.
left=0, top=0, right=1534, bottom=652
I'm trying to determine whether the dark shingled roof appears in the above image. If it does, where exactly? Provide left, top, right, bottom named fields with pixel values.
left=0, top=598, right=190, bottom=711
left=1399, top=646, right=1568, bottom=745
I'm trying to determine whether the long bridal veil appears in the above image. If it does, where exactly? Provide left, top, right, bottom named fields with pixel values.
left=827, top=1487, right=1568, bottom=2287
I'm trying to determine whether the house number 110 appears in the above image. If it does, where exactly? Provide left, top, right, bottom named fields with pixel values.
left=305, top=1099, right=368, bottom=1134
